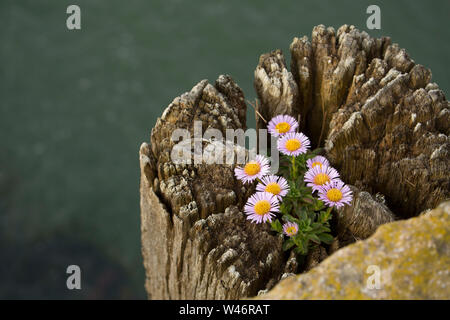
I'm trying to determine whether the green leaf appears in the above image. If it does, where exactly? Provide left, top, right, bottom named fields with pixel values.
left=318, top=233, right=334, bottom=244
left=314, top=200, right=325, bottom=211
left=308, top=233, right=321, bottom=244
left=270, top=219, right=282, bottom=233
left=299, top=209, right=308, bottom=220
left=282, top=239, right=295, bottom=251
left=282, top=214, right=297, bottom=223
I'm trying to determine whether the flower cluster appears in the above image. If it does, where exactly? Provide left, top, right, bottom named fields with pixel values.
left=234, top=155, right=288, bottom=224
left=234, top=115, right=353, bottom=256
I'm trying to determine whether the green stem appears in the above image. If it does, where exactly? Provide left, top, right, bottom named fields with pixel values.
left=291, top=156, right=297, bottom=180
left=325, top=207, right=332, bottom=221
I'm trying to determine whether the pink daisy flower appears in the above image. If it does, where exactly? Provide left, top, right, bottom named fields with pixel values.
left=267, top=115, right=299, bottom=137
left=277, top=132, right=310, bottom=156
left=283, top=221, right=299, bottom=237
left=256, top=175, right=289, bottom=200
left=234, top=155, right=270, bottom=184
left=306, top=155, right=330, bottom=170
left=244, top=192, right=279, bottom=224
left=304, top=165, right=340, bottom=192
left=318, top=179, right=353, bottom=209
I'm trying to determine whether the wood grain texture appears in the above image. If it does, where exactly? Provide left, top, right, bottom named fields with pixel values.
left=140, top=25, right=449, bottom=299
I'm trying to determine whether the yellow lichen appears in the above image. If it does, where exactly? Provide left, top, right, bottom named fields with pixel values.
left=256, top=202, right=450, bottom=300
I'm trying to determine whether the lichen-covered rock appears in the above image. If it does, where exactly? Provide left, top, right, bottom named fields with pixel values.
left=257, top=201, right=450, bottom=300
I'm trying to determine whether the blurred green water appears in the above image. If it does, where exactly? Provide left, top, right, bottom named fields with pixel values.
left=0, top=0, right=448, bottom=299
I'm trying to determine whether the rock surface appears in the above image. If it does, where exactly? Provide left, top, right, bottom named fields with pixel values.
left=258, top=201, right=450, bottom=300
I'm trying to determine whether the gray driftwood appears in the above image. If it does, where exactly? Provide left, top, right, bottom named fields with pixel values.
left=140, top=76, right=286, bottom=299
left=255, top=24, right=449, bottom=219
left=141, top=25, right=449, bottom=300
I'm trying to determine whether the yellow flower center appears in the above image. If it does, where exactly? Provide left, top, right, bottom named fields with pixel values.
left=327, top=188, right=343, bottom=202
left=313, top=173, right=330, bottom=186
left=311, top=161, right=323, bottom=168
left=254, top=200, right=271, bottom=216
left=285, top=139, right=301, bottom=152
left=244, top=162, right=260, bottom=176
left=286, top=226, right=297, bottom=235
left=275, top=122, right=291, bottom=134
left=265, top=182, right=281, bottom=195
